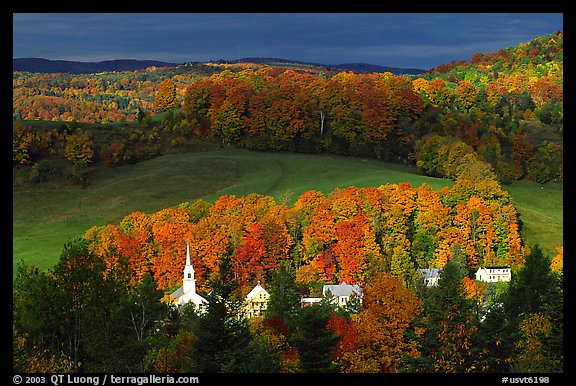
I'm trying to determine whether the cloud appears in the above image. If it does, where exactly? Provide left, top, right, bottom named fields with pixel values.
left=13, top=13, right=563, bottom=67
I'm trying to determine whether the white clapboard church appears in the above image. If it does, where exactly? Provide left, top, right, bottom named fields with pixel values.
left=170, top=243, right=208, bottom=311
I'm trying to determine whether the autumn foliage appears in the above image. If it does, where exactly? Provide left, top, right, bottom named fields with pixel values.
left=84, top=175, right=526, bottom=294
left=154, top=79, right=180, bottom=112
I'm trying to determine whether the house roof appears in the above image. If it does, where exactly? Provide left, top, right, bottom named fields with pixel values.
left=171, top=286, right=184, bottom=298
left=478, top=266, right=510, bottom=270
left=418, top=268, right=442, bottom=279
left=245, top=283, right=269, bottom=301
left=323, top=282, right=362, bottom=298
left=170, top=286, right=207, bottom=305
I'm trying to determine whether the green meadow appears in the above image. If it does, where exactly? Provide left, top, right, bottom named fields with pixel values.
left=13, top=148, right=563, bottom=277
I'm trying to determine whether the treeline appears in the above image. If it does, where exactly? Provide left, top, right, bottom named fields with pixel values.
left=182, top=68, right=423, bottom=162
left=423, top=31, right=563, bottom=127
left=179, top=66, right=564, bottom=183
left=12, top=62, right=335, bottom=123
left=77, top=165, right=528, bottom=294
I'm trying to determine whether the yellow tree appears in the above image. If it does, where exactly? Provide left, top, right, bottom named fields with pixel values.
left=154, top=79, right=179, bottom=112
left=63, top=130, right=94, bottom=166
left=515, top=313, right=552, bottom=372
left=550, top=246, right=563, bottom=273
left=455, top=80, right=478, bottom=112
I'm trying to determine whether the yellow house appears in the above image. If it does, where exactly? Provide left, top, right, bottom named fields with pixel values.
left=243, top=281, right=270, bottom=318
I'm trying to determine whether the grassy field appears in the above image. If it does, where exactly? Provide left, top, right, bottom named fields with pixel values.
left=503, top=180, right=563, bottom=258
left=13, top=148, right=563, bottom=277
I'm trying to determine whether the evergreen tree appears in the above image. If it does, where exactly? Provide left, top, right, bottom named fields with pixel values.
left=541, top=270, right=563, bottom=372
left=264, top=260, right=301, bottom=324
left=120, top=274, right=168, bottom=372
left=406, top=260, right=480, bottom=372
left=290, top=302, right=340, bottom=373
left=14, top=238, right=168, bottom=373
left=475, top=302, right=513, bottom=372
left=185, top=255, right=252, bottom=372
left=504, top=244, right=555, bottom=320
left=13, top=262, right=66, bottom=371
left=51, top=236, right=107, bottom=370
left=503, top=244, right=562, bottom=372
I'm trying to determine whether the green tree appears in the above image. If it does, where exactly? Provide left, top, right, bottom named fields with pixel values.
left=14, top=237, right=168, bottom=373
left=503, top=244, right=562, bottom=372
left=265, top=260, right=301, bottom=324
left=406, top=260, right=480, bottom=372
left=41, top=236, right=108, bottom=370
left=185, top=255, right=252, bottom=372
left=526, top=141, right=563, bottom=183
left=475, top=302, right=513, bottom=372
left=13, top=262, right=68, bottom=371
left=504, top=244, right=555, bottom=320
left=290, top=302, right=340, bottom=373
left=120, top=274, right=167, bottom=372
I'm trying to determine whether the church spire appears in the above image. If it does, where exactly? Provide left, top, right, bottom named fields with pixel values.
left=183, top=242, right=195, bottom=294
left=186, top=242, right=191, bottom=266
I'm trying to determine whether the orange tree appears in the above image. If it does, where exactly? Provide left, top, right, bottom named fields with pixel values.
left=336, top=273, right=422, bottom=372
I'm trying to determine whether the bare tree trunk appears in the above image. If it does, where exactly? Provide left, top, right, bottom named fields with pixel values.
left=320, top=111, right=325, bottom=136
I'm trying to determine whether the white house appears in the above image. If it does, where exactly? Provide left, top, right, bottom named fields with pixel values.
left=322, top=281, right=363, bottom=307
left=475, top=266, right=511, bottom=283
left=243, top=281, right=270, bottom=318
left=170, top=243, right=208, bottom=311
left=417, top=268, right=443, bottom=287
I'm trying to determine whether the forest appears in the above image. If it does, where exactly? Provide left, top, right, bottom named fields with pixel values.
left=14, top=32, right=563, bottom=184
left=12, top=32, right=563, bottom=374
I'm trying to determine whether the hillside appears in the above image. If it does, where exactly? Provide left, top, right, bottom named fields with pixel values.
left=13, top=147, right=562, bottom=278
left=12, top=31, right=563, bottom=273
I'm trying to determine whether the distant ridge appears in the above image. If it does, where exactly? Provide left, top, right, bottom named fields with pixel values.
left=334, top=63, right=427, bottom=75
left=13, top=58, right=180, bottom=74
left=13, top=57, right=427, bottom=75
left=236, top=57, right=427, bottom=75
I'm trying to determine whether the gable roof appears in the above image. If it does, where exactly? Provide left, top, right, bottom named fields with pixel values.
left=418, top=268, right=442, bottom=279
left=171, top=286, right=184, bottom=299
left=323, top=282, right=362, bottom=298
left=477, top=266, right=510, bottom=270
left=246, top=283, right=269, bottom=301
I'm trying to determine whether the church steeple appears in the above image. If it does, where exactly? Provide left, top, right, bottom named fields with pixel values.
left=182, top=242, right=196, bottom=294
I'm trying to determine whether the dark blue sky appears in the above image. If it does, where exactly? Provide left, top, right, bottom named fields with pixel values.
left=13, top=13, right=563, bottom=70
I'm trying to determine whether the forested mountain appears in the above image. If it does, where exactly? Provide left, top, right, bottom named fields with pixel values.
left=13, top=57, right=180, bottom=74
left=14, top=56, right=426, bottom=75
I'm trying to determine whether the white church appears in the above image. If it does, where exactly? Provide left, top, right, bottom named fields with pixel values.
left=170, top=243, right=208, bottom=311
